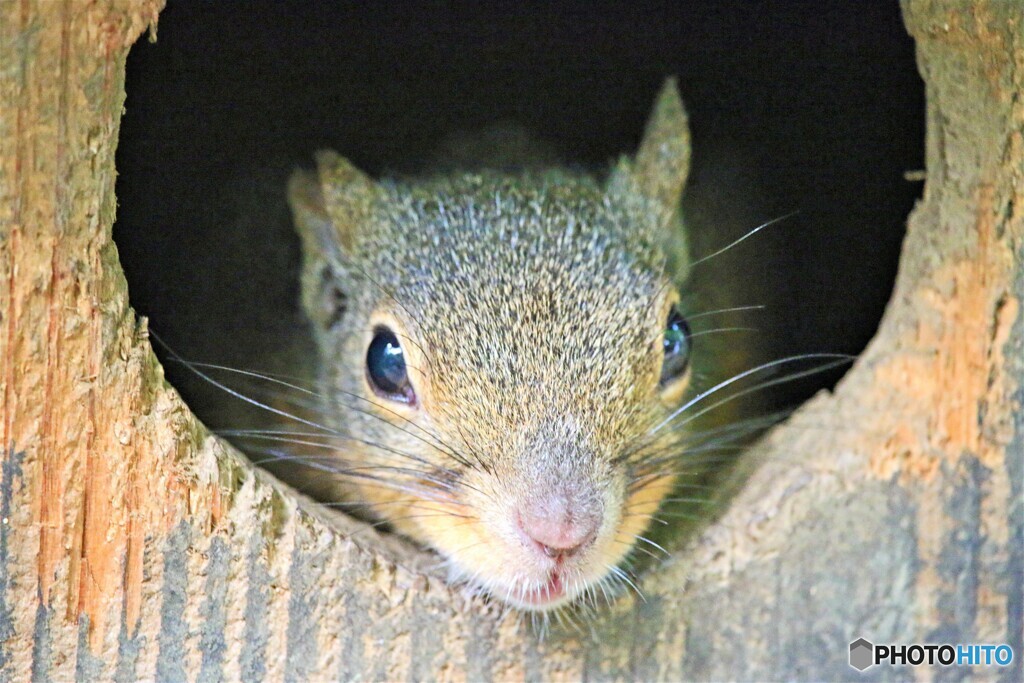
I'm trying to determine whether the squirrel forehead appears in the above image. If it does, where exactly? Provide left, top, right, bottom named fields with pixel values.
left=367, top=172, right=668, bottom=290
left=362, top=173, right=670, bottom=329
left=354, top=174, right=669, bottom=422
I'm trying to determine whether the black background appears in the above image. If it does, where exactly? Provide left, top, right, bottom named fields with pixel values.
left=114, top=0, right=924, bottom=419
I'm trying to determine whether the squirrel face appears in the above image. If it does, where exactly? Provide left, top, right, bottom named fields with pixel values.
left=289, top=80, right=694, bottom=611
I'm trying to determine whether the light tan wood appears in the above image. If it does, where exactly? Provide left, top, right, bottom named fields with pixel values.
left=0, top=0, right=1020, bottom=679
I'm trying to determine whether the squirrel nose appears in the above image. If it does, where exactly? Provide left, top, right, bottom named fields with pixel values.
left=518, top=503, right=601, bottom=558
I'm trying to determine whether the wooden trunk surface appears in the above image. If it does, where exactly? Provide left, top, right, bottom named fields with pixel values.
left=0, top=0, right=1021, bottom=680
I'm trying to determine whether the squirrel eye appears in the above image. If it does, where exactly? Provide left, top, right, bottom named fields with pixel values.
left=366, top=327, right=415, bottom=403
left=660, top=306, right=692, bottom=385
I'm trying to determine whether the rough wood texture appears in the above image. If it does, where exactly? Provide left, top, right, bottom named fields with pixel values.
left=1, top=0, right=1021, bottom=680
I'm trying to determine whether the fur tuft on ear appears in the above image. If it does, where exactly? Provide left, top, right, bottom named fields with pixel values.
left=632, top=78, right=691, bottom=216
left=607, top=78, right=693, bottom=279
left=312, top=150, right=382, bottom=253
left=609, top=78, right=691, bottom=218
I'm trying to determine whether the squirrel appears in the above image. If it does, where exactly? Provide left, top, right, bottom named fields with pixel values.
left=283, top=79, right=718, bottom=611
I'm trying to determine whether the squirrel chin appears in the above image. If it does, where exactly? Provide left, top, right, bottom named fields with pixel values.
left=506, top=573, right=571, bottom=611
left=451, top=561, right=585, bottom=612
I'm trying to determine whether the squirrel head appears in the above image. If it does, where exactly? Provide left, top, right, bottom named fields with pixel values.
left=288, top=80, right=696, bottom=610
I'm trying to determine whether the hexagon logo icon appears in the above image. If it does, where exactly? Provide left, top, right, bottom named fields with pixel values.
left=849, top=638, right=874, bottom=671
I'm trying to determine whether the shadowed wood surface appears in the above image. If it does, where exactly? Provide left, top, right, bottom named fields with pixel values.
left=0, top=0, right=1021, bottom=680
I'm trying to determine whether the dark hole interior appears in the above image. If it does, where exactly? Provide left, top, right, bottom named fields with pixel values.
left=114, top=0, right=923, bottom=436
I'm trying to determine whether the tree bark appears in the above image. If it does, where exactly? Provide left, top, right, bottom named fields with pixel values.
left=0, top=0, right=1021, bottom=680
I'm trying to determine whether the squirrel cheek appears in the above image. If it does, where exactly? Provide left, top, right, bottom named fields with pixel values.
left=618, top=470, right=675, bottom=544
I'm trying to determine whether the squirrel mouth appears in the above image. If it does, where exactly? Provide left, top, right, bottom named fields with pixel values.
left=511, top=571, right=566, bottom=608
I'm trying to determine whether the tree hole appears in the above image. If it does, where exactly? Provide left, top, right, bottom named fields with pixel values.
left=112, top=0, right=924, bottom=546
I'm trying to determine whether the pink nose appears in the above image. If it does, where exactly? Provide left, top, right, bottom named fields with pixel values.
left=518, top=506, right=600, bottom=558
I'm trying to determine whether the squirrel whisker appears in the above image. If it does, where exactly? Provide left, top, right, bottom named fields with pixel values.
left=242, top=445, right=465, bottom=506
left=185, top=357, right=478, bottom=470
left=605, top=564, right=646, bottom=603
left=321, top=498, right=473, bottom=519
left=649, top=353, right=854, bottom=436
left=229, top=431, right=452, bottom=473
left=685, top=303, right=767, bottom=320
left=686, top=326, right=759, bottom=340
left=687, top=211, right=799, bottom=270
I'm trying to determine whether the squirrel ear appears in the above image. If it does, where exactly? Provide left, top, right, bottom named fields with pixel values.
left=287, top=151, right=381, bottom=330
left=312, top=149, right=383, bottom=253
left=288, top=149, right=381, bottom=258
left=288, top=150, right=385, bottom=267
left=608, top=79, right=692, bottom=280
left=609, top=78, right=691, bottom=219
left=287, top=167, right=335, bottom=259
